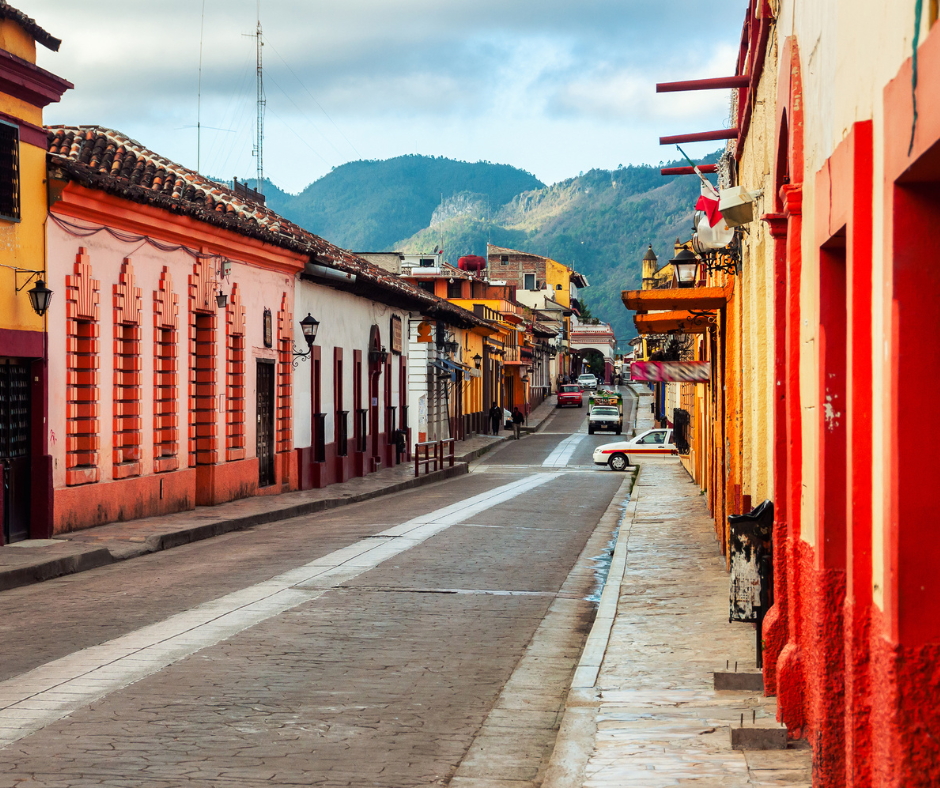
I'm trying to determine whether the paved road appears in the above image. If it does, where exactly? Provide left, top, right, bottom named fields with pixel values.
left=0, top=388, right=636, bottom=787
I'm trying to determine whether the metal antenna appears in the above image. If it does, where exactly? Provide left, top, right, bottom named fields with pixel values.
left=252, top=0, right=265, bottom=193
left=197, top=0, right=206, bottom=172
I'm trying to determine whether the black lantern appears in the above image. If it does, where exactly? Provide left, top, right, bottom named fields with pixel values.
left=670, top=248, right=699, bottom=288
left=299, top=313, right=320, bottom=348
left=216, top=289, right=228, bottom=309
left=27, top=279, right=53, bottom=317
left=369, top=346, right=389, bottom=366
left=472, top=353, right=482, bottom=369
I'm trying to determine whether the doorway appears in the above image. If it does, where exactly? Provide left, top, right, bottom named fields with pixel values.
left=1, top=359, right=31, bottom=544
left=256, top=360, right=275, bottom=488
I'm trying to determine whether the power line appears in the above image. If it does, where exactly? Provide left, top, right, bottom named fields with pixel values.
left=265, top=70, right=336, bottom=164
left=264, top=35, right=362, bottom=159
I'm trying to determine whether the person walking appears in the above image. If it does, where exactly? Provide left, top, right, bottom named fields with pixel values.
left=488, top=401, right=502, bottom=435
left=511, top=406, right=524, bottom=440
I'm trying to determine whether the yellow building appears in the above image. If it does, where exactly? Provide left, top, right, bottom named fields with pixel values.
left=0, top=3, right=71, bottom=543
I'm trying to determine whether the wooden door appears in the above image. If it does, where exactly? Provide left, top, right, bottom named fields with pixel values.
left=0, top=360, right=31, bottom=544
left=256, top=361, right=275, bottom=488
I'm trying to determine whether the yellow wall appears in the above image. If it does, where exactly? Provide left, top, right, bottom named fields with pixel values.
left=546, top=259, right=571, bottom=307
left=0, top=19, right=50, bottom=335
left=0, top=18, right=36, bottom=63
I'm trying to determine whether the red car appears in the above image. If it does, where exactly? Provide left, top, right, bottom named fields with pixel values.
left=556, top=384, right=583, bottom=408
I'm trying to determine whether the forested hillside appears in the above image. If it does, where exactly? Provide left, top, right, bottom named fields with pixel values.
left=395, top=154, right=721, bottom=343
left=261, top=155, right=544, bottom=251
left=251, top=151, right=720, bottom=343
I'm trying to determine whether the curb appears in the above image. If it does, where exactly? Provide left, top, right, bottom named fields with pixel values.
left=541, top=465, right=641, bottom=788
left=0, top=463, right=469, bottom=594
left=0, top=547, right=113, bottom=593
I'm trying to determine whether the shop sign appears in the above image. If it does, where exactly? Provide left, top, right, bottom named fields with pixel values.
left=631, top=360, right=710, bottom=382
left=390, top=315, right=403, bottom=354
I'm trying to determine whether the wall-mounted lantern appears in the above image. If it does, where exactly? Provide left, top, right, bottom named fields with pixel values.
left=292, top=313, right=320, bottom=367
left=369, top=346, right=389, bottom=366
left=472, top=353, right=482, bottom=369
left=299, top=313, right=320, bottom=347
left=27, top=279, right=54, bottom=317
left=671, top=248, right=700, bottom=289
left=216, top=289, right=228, bottom=309
left=8, top=267, right=53, bottom=317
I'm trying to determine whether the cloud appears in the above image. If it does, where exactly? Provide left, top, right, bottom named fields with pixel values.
left=27, top=0, right=746, bottom=191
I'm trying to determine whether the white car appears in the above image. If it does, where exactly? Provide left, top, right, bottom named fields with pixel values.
left=593, top=428, right=678, bottom=471
left=577, top=374, right=598, bottom=391
left=588, top=405, right=622, bottom=435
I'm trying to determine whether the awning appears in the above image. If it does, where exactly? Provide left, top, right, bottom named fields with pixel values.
left=634, top=310, right=716, bottom=334
left=621, top=279, right=734, bottom=313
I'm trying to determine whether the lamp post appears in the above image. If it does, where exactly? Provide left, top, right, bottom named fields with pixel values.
left=671, top=248, right=700, bottom=288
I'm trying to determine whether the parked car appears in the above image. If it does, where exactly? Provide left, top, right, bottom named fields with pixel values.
left=577, top=373, right=598, bottom=391
left=556, top=384, right=583, bottom=408
left=592, top=428, right=678, bottom=471
left=588, top=405, right=622, bottom=434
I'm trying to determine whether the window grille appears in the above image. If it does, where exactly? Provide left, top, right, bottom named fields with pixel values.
left=0, top=121, right=20, bottom=222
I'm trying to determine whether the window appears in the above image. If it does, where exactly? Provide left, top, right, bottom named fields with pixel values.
left=417, top=281, right=434, bottom=294
left=524, top=274, right=536, bottom=290
left=447, top=280, right=462, bottom=299
left=500, top=255, right=509, bottom=265
left=0, top=121, right=20, bottom=222
left=419, top=258, right=435, bottom=267
left=638, top=431, right=666, bottom=445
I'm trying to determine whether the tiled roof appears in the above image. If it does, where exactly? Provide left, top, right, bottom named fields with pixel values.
left=46, top=125, right=488, bottom=330
left=0, top=1, right=60, bottom=51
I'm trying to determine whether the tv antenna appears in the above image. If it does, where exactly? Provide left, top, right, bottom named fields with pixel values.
left=197, top=0, right=206, bottom=172
left=244, top=1, right=265, bottom=194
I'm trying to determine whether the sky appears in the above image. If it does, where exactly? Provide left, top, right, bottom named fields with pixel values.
left=31, top=0, right=746, bottom=194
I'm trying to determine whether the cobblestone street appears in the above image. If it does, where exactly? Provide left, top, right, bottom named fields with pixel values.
left=0, top=393, right=632, bottom=787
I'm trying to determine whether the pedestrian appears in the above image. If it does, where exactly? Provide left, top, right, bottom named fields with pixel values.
left=488, top=401, right=501, bottom=435
left=511, top=406, right=524, bottom=440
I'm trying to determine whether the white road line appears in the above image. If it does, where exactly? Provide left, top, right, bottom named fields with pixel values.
left=542, top=434, right=586, bottom=467
left=0, top=472, right=560, bottom=749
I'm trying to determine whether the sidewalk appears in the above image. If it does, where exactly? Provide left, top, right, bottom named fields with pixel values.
left=543, top=460, right=812, bottom=787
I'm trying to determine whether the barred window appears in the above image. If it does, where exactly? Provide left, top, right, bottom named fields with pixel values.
left=0, top=121, right=20, bottom=222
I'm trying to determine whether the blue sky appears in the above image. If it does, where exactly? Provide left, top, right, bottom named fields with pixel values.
left=31, top=0, right=745, bottom=193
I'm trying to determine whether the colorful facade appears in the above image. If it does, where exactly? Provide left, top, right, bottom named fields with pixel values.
left=0, top=5, right=70, bottom=543
left=625, top=1, right=940, bottom=783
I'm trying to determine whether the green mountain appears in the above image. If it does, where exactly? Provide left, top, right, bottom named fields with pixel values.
left=248, top=152, right=720, bottom=344
left=394, top=153, right=721, bottom=344
left=260, top=155, right=544, bottom=251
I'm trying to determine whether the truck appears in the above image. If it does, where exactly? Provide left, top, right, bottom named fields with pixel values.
left=587, top=390, right=624, bottom=435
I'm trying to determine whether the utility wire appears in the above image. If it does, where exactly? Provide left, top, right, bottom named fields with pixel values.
left=265, top=71, right=337, bottom=164
left=264, top=35, right=362, bottom=159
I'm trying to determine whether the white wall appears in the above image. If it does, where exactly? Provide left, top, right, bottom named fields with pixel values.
left=292, top=280, right=410, bottom=449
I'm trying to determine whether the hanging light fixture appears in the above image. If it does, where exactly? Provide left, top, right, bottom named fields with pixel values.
left=472, top=353, right=482, bottom=369
left=216, top=289, right=228, bottom=309
left=27, top=279, right=53, bottom=317
left=670, top=248, right=700, bottom=288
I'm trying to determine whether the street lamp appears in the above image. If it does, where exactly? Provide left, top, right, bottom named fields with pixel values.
left=472, top=353, right=482, bottom=369
left=216, top=289, right=228, bottom=309
left=299, top=313, right=320, bottom=347
left=26, top=279, right=53, bottom=317
left=671, top=248, right=699, bottom=288
left=292, top=313, right=320, bottom=367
